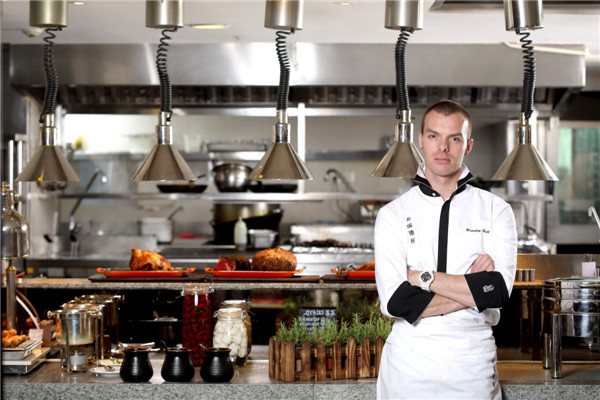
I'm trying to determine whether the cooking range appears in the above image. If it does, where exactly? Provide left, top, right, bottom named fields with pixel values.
left=289, top=224, right=374, bottom=276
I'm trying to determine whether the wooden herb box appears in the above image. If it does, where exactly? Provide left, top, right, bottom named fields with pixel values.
left=268, top=336, right=385, bottom=382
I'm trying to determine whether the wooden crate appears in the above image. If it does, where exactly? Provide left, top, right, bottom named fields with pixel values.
left=268, top=336, right=385, bottom=382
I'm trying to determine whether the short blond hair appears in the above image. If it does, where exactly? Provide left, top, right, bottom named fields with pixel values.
left=421, top=100, right=472, bottom=139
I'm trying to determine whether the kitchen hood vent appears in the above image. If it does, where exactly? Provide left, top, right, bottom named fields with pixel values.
left=17, top=84, right=562, bottom=113
left=430, top=0, right=600, bottom=13
left=9, top=43, right=585, bottom=112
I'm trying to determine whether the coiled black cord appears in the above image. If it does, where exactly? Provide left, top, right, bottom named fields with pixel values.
left=156, top=28, right=177, bottom=119
left=275, top=29, right=294, bottom=111
left=517, top=29, right=536, bottom=121
left=40, top=27, right=62, bottom=122
left=395, top=28, right=413, bottom=118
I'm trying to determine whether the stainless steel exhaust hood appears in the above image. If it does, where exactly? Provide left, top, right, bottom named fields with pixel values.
left=8, top=43, right=585, bottom=112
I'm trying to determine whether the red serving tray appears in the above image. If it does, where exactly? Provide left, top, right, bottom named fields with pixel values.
left=204, top=268, right=302, bottom=278
left=331, top=269, right=375, bottom=279
left=96, top=267, right=195, bottom=278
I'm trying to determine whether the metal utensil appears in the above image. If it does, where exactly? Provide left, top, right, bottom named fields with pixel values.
left=167, top=206, right=183, bottom=220
left=212, top=163, right=252, bottom=192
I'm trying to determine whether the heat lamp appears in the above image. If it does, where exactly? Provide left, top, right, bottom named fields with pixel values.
left=491, top=0, right=558, bottom=181
left=250, top=0, right=313, bottom=181
left=16, top=0, right=79, bottom=183
left=372, top=0, right=424, bottom=178
left=132, top=0, right=195, bottom=182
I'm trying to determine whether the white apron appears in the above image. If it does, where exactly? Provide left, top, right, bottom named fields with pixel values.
left=377, top=321, right=501, bottom=400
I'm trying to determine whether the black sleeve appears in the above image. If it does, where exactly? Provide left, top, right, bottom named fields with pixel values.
left=387, top=281, right=435, bottom=324
left=464, top=271, right=510, bottom=312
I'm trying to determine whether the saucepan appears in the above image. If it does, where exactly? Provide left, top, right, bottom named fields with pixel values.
left=138, top=207, right=183, bottom=244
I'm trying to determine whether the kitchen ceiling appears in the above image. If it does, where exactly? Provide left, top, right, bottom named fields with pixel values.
left=1, top=0, right=599, bottom=61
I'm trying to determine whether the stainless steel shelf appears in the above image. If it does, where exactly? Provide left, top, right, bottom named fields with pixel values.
left=72, top=149, right=386, bottom=162
left=52, top=192, right=399, bottom=203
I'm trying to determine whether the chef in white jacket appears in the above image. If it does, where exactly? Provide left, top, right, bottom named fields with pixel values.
left=375, top=100, right=517, bottom=400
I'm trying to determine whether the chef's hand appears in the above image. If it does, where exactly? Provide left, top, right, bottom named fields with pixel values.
left=468, top=254, right=495, bottom=273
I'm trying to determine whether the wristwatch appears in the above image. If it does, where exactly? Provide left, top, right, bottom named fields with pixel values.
left=419, top=270, right=435, bottom=291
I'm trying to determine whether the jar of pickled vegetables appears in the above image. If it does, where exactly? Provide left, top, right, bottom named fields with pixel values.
left=213, top=307, right=248, bottom=366
left=181, top=283, right=214, bottom=365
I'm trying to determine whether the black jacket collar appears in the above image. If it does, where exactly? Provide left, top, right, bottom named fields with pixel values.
left=414, top=172, right=474, bottom=198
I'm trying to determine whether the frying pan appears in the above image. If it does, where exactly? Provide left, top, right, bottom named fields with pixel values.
left=157, top=183, right=208, bottom=193
left=157, top=175, right=207, bottom=193
left=248, top=181, right=298, bottom=193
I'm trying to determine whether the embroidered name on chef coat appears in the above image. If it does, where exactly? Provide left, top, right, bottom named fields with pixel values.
left=407, top=217, right=415, bottom=244
left=466, top=228, right=490, bottom=234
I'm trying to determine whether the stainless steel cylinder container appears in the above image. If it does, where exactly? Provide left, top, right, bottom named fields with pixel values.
left=30, top=0, right=68, bottom=28
left=515, top=269, right=524, bottom=282
left=542, top=277, right=600, bottom=378
left=504, top=0, right=543, bottom=30
left=264, top=0, right=303, bottom=30
left=1, top=183, right=30, bottom=259
left=48, top=308, right=102, bottom=345
left=385, top=0, right=423, bottom=30
left=146, top=0, right=183, bottom=29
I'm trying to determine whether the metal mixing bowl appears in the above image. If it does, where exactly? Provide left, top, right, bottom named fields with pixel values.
left=212, top=163, right=252, bottom=192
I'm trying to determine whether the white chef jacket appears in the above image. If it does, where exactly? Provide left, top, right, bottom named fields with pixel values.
left=375, top=164, right=517, bottom=400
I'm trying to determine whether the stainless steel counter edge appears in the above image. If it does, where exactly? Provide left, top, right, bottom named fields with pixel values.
left=7, top=278, right=543, bottom=291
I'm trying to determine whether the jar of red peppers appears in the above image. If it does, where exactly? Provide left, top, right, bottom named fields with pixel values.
left=181, top=283, right=214, bottom=365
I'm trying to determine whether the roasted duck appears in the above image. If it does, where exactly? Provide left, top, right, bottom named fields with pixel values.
left=129, top=248, right=173, bottom=271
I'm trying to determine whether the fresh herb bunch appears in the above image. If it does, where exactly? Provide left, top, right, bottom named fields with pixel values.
left=275, top=312, right=393, bottom=347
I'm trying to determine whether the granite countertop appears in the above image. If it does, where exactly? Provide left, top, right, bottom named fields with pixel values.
left=2, top=346, right=599, bottom=400
left=8, top=277, right=543, bottom=292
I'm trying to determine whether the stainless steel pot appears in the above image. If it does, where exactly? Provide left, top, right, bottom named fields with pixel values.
left=212, top=163, right=252, bottom=192
left=48, top=308, right=102, bottom=345
left=542, top=277, right=600, bottom=378
left=139, top=217, right=173, bottom=243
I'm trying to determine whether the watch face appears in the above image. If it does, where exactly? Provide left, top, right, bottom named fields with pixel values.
left=421, top=272, right=432, bottom=281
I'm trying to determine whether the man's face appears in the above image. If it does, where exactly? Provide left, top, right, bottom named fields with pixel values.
left=418, top=110, right=473, bottom=179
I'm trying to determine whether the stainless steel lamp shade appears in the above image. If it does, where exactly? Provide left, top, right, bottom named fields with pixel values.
left=132, top=112, right=196, bottom=181
left=20, top=1, right=78, bottom=183
left=372, top=114, right=423, bottom=178
left=372, top=1, right=424, bottom=178
left=493, top=0, right=556, bottom=181
left=491, top=116, right=558, bottom=181
left=255, top=0, right=312, bottom=180
left=16, top=114, right=79, bottom=182
left=250, top=112, right=313, bottom=180
left=135, top=1, right=194, bottom=182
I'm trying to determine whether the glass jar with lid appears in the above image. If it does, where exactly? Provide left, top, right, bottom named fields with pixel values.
left=220, top=299, right=252, bottom=355
left=181, top=283, right=214, bottom=365
left=213, top=307, right=248, bottom=366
